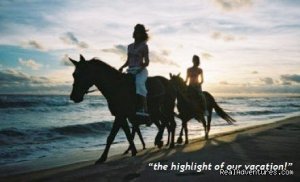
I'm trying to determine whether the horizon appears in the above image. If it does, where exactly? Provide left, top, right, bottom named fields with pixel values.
left=0, top=0, right=300, bottom=95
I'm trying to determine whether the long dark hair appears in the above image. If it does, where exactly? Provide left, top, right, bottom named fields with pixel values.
left=133, top=24, right=149, bottom=42
left=192, top=55, right=200, bottom=66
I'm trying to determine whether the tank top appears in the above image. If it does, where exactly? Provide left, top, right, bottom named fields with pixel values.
left=127, top=42, right=148, bottom=68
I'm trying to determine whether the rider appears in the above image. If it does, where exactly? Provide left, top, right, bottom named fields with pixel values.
left=119, top=24, right=150, bottom=117
left=185, top=55, right=208, bottom=116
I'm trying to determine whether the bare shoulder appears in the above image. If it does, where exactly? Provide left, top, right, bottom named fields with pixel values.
left=198, top=67, right=203, bottom=73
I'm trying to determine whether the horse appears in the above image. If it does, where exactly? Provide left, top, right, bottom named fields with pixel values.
left=69, top=55, right=177, bottom=164
left=169, top=73, right=236, bottom=143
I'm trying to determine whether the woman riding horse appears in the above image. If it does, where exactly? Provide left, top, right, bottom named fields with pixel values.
left=170, top=73, right=236, bottom=143
left=119, top=24, right=150, bottom=118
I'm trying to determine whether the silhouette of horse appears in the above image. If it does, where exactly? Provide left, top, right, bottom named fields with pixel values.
left=69, top=55, right=176, bottom=164
left=169, top=73, right=235, bottom=143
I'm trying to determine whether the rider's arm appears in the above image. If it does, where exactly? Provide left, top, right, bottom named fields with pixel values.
left=185, top=69, right=190, bottom=84
left=142, top=44, right=149, bottom=68
left=200, top=69, right=204, bottom=84
left=118, top=58, right=129, bottom=72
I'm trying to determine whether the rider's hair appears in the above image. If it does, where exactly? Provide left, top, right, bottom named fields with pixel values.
left=192, top=55, right=200, bottom=66
left=133, top=24, right=149, bottom=42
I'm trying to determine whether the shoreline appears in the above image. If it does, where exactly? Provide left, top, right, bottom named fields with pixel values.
left=1, top=115, right=299, bottom=181
left=1, top=113, right=298, bottom=176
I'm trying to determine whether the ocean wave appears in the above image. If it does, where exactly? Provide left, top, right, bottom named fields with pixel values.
left=0, top=121, right=112, bottom=146
left=51, top=122, right=112, bottom=136
left=0, top=96, right=70, bottom=108
left=237, top=110, right=276, bottom=115
left=0, top=95, right=108, bottom=110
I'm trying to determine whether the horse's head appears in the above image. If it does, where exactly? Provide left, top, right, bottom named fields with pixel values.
left=169, top=73, right=187, bottom=93
left=69, top=55, right=95, bottom=103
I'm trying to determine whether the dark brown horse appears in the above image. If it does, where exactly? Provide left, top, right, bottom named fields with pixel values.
left=169, top=73, right=235, bottom=143
left=69, top=55, right=176, bottom=164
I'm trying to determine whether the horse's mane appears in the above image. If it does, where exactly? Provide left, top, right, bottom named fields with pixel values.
left=89, top=58, right=123, bottom=78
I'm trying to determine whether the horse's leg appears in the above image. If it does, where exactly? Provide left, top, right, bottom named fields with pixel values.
left=177, top=123, right=184, bottom=144
left=184, top=121, right=189, bottom=144
left=121, top=119, right=137, bottom=156
left=206, top=107, right=213, bottom=139
left=136, top=125, right=146, bottom=150
left=199, top=115, right=208, bottom=140
left=152, top=115, right=164, bottom=148
left=166, top=124, right=171, bottom=146
left=95, top=117, right=121, bottom=164
left=169, top=116, right=176, bottom=148
left=123, top=125, right=137, bottom=155
left=155, top=122, right=165, bottom=148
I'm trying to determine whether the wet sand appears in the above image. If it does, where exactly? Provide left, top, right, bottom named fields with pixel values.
left=2, top=116, right=300, bottom=182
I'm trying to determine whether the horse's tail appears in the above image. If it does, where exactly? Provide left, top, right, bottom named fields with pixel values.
left=205, top=92, right=236, bottom=124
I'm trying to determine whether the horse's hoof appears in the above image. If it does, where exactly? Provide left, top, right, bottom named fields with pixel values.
left=95, top=157, right=106, bottom=165
left=143, top=146, right=146, bottom=150
left=205, top=135, right=209, bottom=140
left=157, top=141, right=163, bottom=148
left=177, top=137, right=183, bottom=144
left=185, top=141, right=189, bottom=144
left=123, top=150, right=129, bottom=155
left=131, top=149, right=137, bottom=156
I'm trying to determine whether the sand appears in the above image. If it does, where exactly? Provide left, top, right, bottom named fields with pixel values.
left=2, top=116, right=300, bottom=182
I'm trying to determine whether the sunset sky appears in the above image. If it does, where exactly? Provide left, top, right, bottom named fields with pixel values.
left=0, top=0, right=299, bottom=95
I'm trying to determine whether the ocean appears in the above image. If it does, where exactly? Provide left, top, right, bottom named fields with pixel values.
left=0, top=94, right=300, bottom=167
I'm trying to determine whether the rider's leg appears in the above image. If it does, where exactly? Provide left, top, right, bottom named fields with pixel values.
left=135, top=68, right=149, bottom=116
left=198, top=85, right=208, bottom=116
left=202, top=93, right=209, bottom=116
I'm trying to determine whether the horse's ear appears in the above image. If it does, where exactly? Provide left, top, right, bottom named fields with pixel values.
left=169, top=73, right=173, bottom=78
left=177, top=73, right=181, bottom=77
left=80, top=54, right=85, bottom=62
left=69, top=58, right=78, bottom=66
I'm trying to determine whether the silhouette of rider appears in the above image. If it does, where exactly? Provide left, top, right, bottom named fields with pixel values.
left=119, top=24, right=150, bottom=117
left=185, top=55, right=208, bottom=116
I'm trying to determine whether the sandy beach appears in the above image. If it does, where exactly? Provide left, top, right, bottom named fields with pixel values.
left=2, top=116, right=300, bottom=182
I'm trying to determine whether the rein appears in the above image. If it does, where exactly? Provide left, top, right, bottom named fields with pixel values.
left=85, top=89, right=97, bottom=94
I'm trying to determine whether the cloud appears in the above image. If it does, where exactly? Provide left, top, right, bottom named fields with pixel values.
left=19, top=58, right=42, bottom=70
left=102, top=44, right=127, bottom=58
left=22, top=40, right=44, bottom=50
left=280, top=74, right=300, bottom=84
left=260, top=77, right=274, bottom=85
left=0, top=68, right=71, bottom=94
left=60, top=32, right=89, bottom=49
left=201, top=52, right=213, bottom=60
left=219, top=81, right=229, bottom=85
left=102, top=44, right=179, bottom=67
left=213, top=0, right=253, bottom=11
left=150, top=51, right=179, bottom=67
left=211, top=31, right=239, bottom=42
left=211, top=32, right=221, bottom=39
left=61, top=54, right=73, bottom=66
left=161, top=49, right=170, bottom=56
left=0, top=69, right=50, bottom=85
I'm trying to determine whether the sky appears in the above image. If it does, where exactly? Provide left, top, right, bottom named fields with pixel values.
left=0, top=0, right=300, bottom=95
